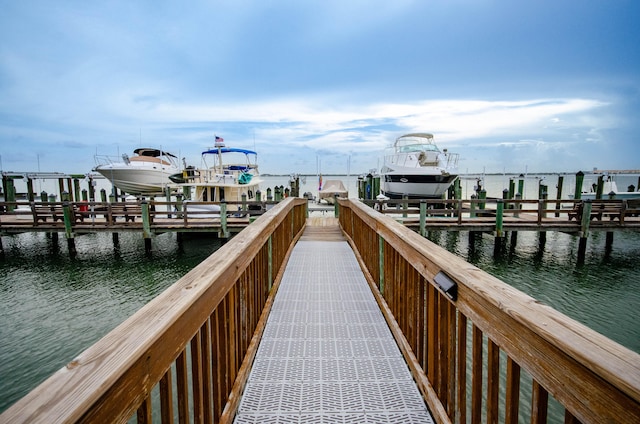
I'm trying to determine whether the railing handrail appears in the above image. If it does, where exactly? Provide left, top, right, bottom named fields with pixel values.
left=0, top=196, right=307, bottom=423
left=338, top=198, right=640, bottom=423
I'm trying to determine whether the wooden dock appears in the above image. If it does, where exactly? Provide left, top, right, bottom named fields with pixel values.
left=235, top=220, right=433, bottom=422
left=1, top=197, right=639, bottom=423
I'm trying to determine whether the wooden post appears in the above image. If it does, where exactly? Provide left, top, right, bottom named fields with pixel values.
left=596, top=175, right=604, bottom=199
left=508, top=178, right=515, bottom=201
left=574, top=171, right=584, bottom=200
left=555, top=175, right=564, bottom=217
left=88, top=175, right=95, bottom=201
left=402, top=194, right=408, bottom=218
left=3, top=176, right=16, bottom=210
left=40, top=191, right=47, bottom=202
left=165, top=186, right=172, bottom=218
left=141, top=200, right=151, bottom=240
left=479, top=189, right=487, bottom=209
left=419, top=199, right=427, bottom=237
left=494, top=199, right=504, bottom=256
left=470, top=195, right=477, bottom=218
left=242, top=193, right=247, bottom=217
left=454, top=178, right=462, bottom=200
left=26, top=178, right=35, bottom=202
left=62, top=201, right=76, bottom=256
left=518, top=174, right=525, bottom=199
left=73, top=178, right=81, bottom=202
left=1, top=174, right=8, bottom=203
left=220, top=203, right=228, bottom=238
left=514, top=193, right=521, bottom=218
left=65, top=178, right=73, bottom=201
left=495, top=199, right=504, bottom=238
left=334, top=194, right=339, bottom=218
left=578, top=200, right=592, bottom=263
left=373, top=175, right=380, bottom=198
left=605, top=232, right=614, bottom=253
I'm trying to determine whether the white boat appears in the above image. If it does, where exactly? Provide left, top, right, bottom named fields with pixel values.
left=171, top=137, right=262, bottom=216
left=93, top=148, right=180, bottom=195
left=380, top=133, right=459, bottom=199
left=582, top=175, right=640, bottom=200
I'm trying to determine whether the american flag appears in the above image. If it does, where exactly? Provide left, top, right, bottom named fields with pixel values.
left=215, top=136, right=224, bottom=142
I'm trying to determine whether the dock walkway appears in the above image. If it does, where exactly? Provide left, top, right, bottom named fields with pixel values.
left=234, top=219, right=433, bottom=423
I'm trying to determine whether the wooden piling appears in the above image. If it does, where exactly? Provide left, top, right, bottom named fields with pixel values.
left=495, top=199, right=504, bottom=238
left=508, top=178, right=515, bottom=201
left=596, top=175, right=604, bottom=199
left=420, top=200, right=427, bottom=237
left=62, top=202, right=76, bottom=256
left=518, top=174, right=525, bottom=198
left=574, top=171, right=584, bottom=200
left=220, top=203, right=229, bottom=238
left=577, top=200, right=593, bottom=262
left=26, top=178, right=35, bottom=202
left=555, top=175, right=564, bottom=217
left=402, top=194, right=408, bottom=218
left=494, top=199, right=505, bottom=255
left=606, top=232, right=614, bottom=251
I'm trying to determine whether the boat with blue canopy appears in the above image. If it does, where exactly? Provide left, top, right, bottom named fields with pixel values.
left=170, top=136, right=263, bottom=216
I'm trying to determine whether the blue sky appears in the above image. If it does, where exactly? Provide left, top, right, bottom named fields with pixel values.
left=1, top=0, right=639, bottom=175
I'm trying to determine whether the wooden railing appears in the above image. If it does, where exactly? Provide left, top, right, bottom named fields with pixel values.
left=0, top=197, right=308, bottom=423
left=338, top=198, right=640, bottom=424
left=364, top=198, right=640, bottom=231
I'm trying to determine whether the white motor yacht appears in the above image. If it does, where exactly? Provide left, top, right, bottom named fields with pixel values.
left=380, top=133, right=459, bottom=199
left=93, top=148, right=180, bottom=195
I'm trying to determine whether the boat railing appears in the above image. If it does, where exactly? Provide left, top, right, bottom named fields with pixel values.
left=337, top=197, right=640, bottom=423
left=443, top=151, right=459, bottom=169
left=93, top=154, right=121, bottom=167
left=0, top=197, right=308, bottom=423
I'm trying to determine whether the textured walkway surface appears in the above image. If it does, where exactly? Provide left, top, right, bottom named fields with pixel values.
left=234, top=223, right=433, bottom=423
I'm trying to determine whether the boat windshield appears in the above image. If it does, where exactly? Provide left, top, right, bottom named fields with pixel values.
left=396, top=142, right=440, bottom=153
left=394, top=134, right=439, bottom=153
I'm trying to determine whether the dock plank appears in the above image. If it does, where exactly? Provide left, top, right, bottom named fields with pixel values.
left=234, top=236, right=433, bottom=423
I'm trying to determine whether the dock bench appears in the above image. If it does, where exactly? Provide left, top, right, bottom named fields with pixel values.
left=568, top=200, right=624, bottom=222
left=107, top=204, right=144, bottom=223
left=32, top=203, right=85, bottom=224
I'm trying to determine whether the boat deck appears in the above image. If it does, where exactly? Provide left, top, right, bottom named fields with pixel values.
left=234, top=220, right=433, bottom=423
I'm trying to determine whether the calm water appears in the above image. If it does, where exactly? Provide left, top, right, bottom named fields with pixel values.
left=0, top=232, right=223, bottom=413
left=1, top=173, right=639, bottom=414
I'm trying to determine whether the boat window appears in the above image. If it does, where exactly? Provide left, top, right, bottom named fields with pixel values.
left=219, top=187, right=225, bottom=202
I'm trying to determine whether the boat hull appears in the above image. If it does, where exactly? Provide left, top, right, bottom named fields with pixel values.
left=94, top=167, right=178, bottom=194
left=381, top=173, right=458, bottom=199
left=581, top=192, right=640, bottom=200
